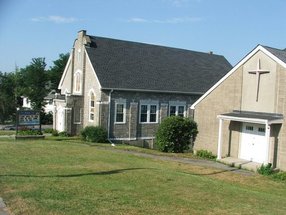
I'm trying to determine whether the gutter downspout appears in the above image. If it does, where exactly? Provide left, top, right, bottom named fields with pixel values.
left=107, top=89, right=115, bottom=146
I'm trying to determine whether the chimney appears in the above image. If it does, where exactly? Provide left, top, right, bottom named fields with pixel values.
left=78, top=30, right=86, bottom=38
left=77, top=30, right=87, bottom=45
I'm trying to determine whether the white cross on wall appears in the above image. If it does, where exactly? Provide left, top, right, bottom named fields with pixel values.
left=248, top=59, right=270, bottom=102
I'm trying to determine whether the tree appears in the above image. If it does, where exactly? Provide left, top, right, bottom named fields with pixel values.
left=48, top=53, right=69, bottom=90
left=0, top=72, right=17, bottom=123
left=20, top=58, right=49, bottom=111
left=155, top=116, right=198, bottom=153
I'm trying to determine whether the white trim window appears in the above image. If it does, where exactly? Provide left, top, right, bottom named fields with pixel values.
left=140, top=101, right=159, bottom=123
left=169, top=101, right=186, bottom=117
left=89, top=91, right=95, bottom=121
left=115, top=100, right=126, bottom=124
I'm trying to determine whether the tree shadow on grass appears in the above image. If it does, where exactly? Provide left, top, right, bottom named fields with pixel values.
left=179, top=168, right=253, bottom=176
left=0, top=168, right=151, bottom=178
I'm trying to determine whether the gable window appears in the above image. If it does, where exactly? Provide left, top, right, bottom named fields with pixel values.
left=140, top=101, right=158, bottom=123
left=169, top=105, right=185, bottom=117
left=74, top=70, right=82, bottom=94
left=89, top=91, right=95, bottom=121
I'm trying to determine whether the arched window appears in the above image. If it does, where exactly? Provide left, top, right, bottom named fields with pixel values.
left=74, top=70, right=82, bottom=93
left=89, top=91, right=95, bottom=121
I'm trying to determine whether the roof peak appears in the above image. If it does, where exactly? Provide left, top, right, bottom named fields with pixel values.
left=87, top=35, right=222, bottom=57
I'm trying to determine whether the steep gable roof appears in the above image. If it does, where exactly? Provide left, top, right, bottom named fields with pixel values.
left=262, top=45, right=286, bottom=65
left=191, top=44, right=286, bottom=109
left=85, top=36, right=232, bottom=94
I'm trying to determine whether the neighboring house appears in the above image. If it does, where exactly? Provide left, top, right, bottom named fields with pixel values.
left=22, top=90, right=57, bottom=114
left=54, top=30, right=231, bottom=147
left=192, top=45, right=286, bottom=170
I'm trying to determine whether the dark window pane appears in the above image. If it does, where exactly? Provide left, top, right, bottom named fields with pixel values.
left=170, top=106, right=176, bottom=116
left=150, top=105, right=157, bottom=122
left=178, top=106, right=184, bottom=117
left=140, top=105, right=148, bottom=122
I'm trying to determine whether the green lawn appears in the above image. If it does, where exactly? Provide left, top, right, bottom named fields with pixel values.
left=0, top=138, right=286, bottom=214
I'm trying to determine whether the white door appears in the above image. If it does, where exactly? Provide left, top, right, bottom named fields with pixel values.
left=56, top=106, right=65, bottom=132
left=239, top=123, right=267, bottom=163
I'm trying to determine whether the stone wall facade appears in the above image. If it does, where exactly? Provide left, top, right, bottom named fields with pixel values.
left=194, top=51, right=286, bottom=170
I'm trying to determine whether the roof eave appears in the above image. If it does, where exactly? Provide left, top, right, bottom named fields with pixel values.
left=101, top=87, right=204, bottom=95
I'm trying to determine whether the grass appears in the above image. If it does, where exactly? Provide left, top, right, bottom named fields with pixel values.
left=0, top=130, right=15, bottom=136
left=1, top=138, right=286, bottom=214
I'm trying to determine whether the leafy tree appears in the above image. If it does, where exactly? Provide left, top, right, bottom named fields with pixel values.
left=0, top=72, right=17, bottom=123
left=155, top=116, right=198, bottom=153
left=48, top=53, right=69, bottom=90
left=20, top=58, right=49, bottom=111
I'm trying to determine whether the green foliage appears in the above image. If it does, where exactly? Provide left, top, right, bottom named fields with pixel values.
left=272, top=172, right=286, bottom=181
left=0, top=54, right=68, bottom=122
left=0, top=72, right=17, bottom=123
left=48, top=53, right=69, bottom=90
left=41, top=112, right=53, bottom=125
left=196, top=149, right=216, bottom=160
left=155, top=116, right=198, bottom=153
left=52, top=129, right=59, bottom=136
left=81, top=126, right=108, bottom=143
left=58, top=131, right=70, bottom=137
left=43, top=128, right=54, bottom=133
left=20, top=58, right=49, bottom=111
left=17, top=129, right=42, bottom=136
left=257, top=163, right=274, bottom=176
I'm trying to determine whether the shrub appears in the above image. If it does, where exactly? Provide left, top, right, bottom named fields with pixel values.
left=272, top=171, right=286, bottom=181
left=52, top=129, right=59, bottom=136
left=196, top=149, right=216, bottom=160
left=58, top=131, right=70, bottom=137
left=257, top=163, right=273, bottom=175
left=155, top=116, right=198, bottom=153
left=17, top=129, right=42, bottom=136
left=44, top=128, right=54, bottom=133
left=81, top=126, right=108, bottom=143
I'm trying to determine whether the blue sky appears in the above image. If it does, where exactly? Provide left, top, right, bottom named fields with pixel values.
left=1, top=0, right=286, bottom=72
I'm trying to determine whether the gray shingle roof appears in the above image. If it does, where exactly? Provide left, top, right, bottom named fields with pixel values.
left=263, top=45, right=286, bottom=64
left=221, top=110, right=283, bottom=122
left=85, top=36, right=232, bottom=94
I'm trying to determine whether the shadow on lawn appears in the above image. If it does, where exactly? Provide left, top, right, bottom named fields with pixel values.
left=0, top=168, right=150, bottom=178
left=180, top=168, right=252, bottom=176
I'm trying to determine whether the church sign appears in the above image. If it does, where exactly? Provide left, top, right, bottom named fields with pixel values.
left=18, top=110, right=40, bottom=126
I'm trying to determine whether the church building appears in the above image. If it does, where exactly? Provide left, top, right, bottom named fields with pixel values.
left=53, top=30, right=231, bottom=147
left=192, top=45, right=286, bottom=170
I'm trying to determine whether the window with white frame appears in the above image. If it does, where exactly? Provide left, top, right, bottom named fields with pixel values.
left=169, top=102, right=186, bottom=117
left=115, top=101, right=126, bottom=123
left=74, top=70, right=82, bottom=94
left=89, top=91, right=95, bottom=121
left=140, top=101, right=158, bottom=123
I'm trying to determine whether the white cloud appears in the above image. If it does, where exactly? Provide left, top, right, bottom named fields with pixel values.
left=31, top=15, right=78, bottom=24
left=127, top=18, right=148, bottom=23
left=126, top=16, right=202, bottom=24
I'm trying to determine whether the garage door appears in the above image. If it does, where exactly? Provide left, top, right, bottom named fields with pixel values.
left=239, top=123, right=267, bottom=163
